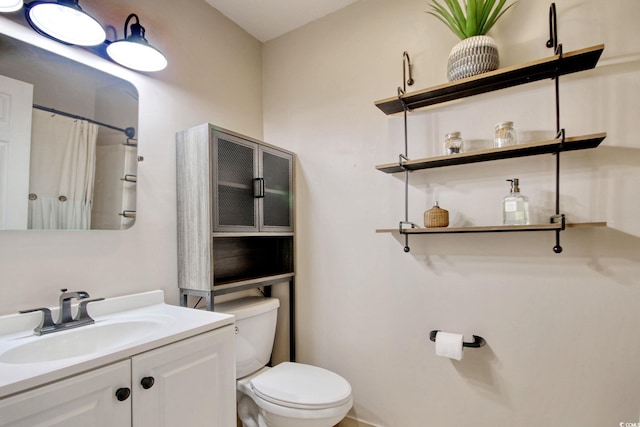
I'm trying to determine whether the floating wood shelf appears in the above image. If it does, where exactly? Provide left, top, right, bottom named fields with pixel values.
left=376, top=222, right=606, bottom=235
left=374, top=44, right=604, bottom=115
left=376, top=133, right=606, bottom=174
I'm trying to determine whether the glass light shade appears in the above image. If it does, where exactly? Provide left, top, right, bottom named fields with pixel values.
left=0, top=0, right=23, bottom=12
left=107, top=40, right=167, bottom=72
left=27, top=2, right=105, bottom=46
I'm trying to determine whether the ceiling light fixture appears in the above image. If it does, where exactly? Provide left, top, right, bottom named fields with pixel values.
left=106, top=13, right=167, bottom=72
left=0, top=0, right=23, bottom=13
left=25, top=0, right=106, bottom=46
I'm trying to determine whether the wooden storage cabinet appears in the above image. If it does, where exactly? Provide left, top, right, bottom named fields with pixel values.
left=0, top=328, right=235, bottom=427
left=177, top=123, right=296, bottom=360
left=176, top=123, right=295, bottom=311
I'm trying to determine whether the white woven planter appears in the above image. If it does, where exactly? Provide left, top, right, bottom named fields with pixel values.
left=447, top=35, right=499, bottom=81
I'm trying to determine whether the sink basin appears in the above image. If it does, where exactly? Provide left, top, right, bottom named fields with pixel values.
left=0, top=290, right=235, bottom=399
left=0, top=317, right=170, bottom=364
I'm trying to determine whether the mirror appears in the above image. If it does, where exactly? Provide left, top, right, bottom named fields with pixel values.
left=0, top=32, right=138, bottom=230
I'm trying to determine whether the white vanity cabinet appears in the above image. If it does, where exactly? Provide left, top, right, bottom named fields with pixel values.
left=131, top=326, right=235, bottom=427
left=0, top=360, right=131, bottom=427
left=0, top=326, right=235, bottom=427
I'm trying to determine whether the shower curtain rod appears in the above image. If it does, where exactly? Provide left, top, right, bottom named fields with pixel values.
left=32, top=104, right=136, bottom=139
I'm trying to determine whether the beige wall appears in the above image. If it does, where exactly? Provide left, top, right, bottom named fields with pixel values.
left=263, top=0, right=640, bottom=426
left=0, top=0, right=263, bottom=313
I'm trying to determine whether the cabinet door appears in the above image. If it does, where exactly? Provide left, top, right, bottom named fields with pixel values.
left=260, top=146, right=293, bottom=231
left=0, top=360, right=131, bottom=427
left=212, top=131, right=259, bottom=232
left=131, top=326, right=236, bottom=427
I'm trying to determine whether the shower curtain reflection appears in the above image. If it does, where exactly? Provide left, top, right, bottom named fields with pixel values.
left=28, top=109, right=98, bottom=229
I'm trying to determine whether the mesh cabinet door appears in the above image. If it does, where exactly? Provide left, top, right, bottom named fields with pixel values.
left=212, top=132, right=259, bottom=232
left=260, top=147, right=293, bottom=231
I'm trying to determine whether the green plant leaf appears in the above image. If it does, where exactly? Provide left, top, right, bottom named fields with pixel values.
left=465, top=0, right=478, bottom=37
left=427, top=0, right=516, bottom=38
left=478, top=0, right=496, bottom=33
left=428, top=0, right=466, bottom=39
left=443, top=0, right=467, bottom=33
left=483, top=0, right=517, bottom=34
left=427, top=12, right=467, bottom=39
left=486, top=3, right=517, bottom=33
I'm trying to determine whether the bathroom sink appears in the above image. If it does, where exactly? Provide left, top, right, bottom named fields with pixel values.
left=0, top=290, right=235, bottom=399
left=0, top=316, right=171, bottom=364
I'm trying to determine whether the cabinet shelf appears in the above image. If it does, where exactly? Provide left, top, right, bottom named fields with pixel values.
left=376, top=133, right=606, bottom=173
left=375, top=44, right=604, bottom=115
left=218, top=181, right=251, bottom=190
left=213, top=273, right=296, bottom=296
left=376, top=222, right=606, bottom=235
left=213, top=231, right=295, bottom=237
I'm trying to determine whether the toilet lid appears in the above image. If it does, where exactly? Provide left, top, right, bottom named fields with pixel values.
left=250, top=362, right=352, bottom=410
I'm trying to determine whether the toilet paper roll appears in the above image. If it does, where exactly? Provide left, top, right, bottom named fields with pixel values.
left=435, top=331, right=464, bottom=360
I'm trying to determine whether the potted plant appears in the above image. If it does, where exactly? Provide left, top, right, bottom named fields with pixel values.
left=428, top=0, right=517, bottom=81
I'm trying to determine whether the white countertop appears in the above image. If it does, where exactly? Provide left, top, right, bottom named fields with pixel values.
left=0, top=290, right=234, bottom=399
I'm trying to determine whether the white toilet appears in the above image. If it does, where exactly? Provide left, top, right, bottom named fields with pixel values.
left=215, top=297, right=353, bottom=427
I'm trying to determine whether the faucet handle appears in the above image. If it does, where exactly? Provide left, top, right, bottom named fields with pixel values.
left=60, top=289, right=90, bottom=300
left=19, top=307, right=56, bottom=335
left=75, top=298, right=105, bottom=321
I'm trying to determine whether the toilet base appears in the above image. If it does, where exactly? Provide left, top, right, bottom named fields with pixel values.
left=237, top=389, right=349, bottom=427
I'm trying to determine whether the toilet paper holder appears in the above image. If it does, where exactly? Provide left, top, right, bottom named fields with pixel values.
left=429, top=330, right=486, bottom=348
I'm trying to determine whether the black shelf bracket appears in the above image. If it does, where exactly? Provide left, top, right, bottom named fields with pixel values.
left=402, top=51, right=414, bottom=92
left=549, top=2, right=565, bottom=254
left=398, top=53, right=414, bottom=252
left=546, top=3, right=559, bottom=54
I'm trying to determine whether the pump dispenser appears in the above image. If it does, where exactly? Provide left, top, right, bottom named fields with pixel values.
left=503, top=178, right=530, bottom=225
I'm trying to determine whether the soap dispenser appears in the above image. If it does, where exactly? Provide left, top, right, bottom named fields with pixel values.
left=503, top=178, right=530, bottom=225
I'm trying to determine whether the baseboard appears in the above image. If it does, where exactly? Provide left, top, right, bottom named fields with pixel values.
left=338, top=415, right=383, bottom=427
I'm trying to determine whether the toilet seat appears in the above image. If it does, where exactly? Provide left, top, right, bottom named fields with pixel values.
left=250, top=362, right=352, bottom=410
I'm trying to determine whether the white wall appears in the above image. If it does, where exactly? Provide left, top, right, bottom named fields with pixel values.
left=263, top=0, right=640, bottom=425
left=0, top=0, right=263, bottom=313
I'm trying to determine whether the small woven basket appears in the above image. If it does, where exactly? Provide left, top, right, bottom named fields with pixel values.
left=424, top=202, right=449, bottom=228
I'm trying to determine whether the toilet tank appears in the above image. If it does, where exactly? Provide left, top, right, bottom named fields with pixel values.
left=214, top=297, right=280, bottom=379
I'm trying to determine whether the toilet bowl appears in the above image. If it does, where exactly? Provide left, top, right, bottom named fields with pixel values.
left=215, top=297, right=353, bottom=427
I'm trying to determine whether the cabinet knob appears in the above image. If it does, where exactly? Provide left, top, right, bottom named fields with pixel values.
left=115, top=387, right=131, bottom=401
left=140, top=376, right=155, bottom=389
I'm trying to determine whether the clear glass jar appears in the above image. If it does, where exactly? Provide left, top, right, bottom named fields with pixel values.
left=493, top=121, right=517, bottom=148
left=444, top=131, right=463, bottom=154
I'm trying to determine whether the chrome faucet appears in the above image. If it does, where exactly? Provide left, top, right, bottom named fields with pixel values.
left=19, top=289, right=104, bottom=335
left=58, top=289, right=90, bottom=323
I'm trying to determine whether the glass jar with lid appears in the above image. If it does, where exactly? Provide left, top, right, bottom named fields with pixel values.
left=493, top=121, right=517, bottom=148
left=444, top=131, right=463, bottom=154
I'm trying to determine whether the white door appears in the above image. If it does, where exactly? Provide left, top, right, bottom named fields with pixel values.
left=0, top=360, right=131, bottom=427
left=0, top=74, right=33, bottom=229
left=131, top=326, right=236, bottom=427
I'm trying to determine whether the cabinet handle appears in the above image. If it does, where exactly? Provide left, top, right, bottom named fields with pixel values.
left=115, top=387, right=131, bottom=401
left=253, top=178, right=265, bottom=198
left=140, top=376, right=155, bottom=390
